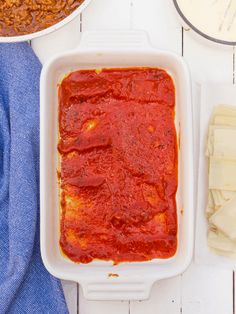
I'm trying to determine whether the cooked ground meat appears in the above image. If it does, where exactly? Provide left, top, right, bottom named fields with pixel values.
left=0, top=0, right=85, bottom=36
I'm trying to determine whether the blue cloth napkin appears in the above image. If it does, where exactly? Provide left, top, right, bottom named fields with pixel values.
left=0, top=43, right=68, bottom=314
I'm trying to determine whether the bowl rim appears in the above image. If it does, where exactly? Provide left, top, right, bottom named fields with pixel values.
left=0, top=0, right=92, bottom=43
left=173, top=0, right=236, bottom=46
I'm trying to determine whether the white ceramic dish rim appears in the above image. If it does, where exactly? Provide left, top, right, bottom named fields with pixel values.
left=0, top=0, right=92, bottom=43
left=40, top=30, right=194, bottom=300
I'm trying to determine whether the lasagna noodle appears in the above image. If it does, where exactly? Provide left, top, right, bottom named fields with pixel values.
left=206, top=104, right=236, bottom=257
left=209, top=157, right=236, bottom=191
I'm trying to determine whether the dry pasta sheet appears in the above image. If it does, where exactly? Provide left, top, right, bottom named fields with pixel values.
left=195, top=84, right=236, bottom=270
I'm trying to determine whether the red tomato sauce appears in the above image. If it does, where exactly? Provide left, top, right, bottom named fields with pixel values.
left=58, top=68, right=178, bottom=264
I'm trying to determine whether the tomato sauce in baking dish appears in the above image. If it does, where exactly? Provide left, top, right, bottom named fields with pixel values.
left=58, top=68, right=178, bottom=264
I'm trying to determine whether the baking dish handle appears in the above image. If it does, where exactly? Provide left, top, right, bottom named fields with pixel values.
left=80, top=278, right=154, bottom=301
left=78, top=30, right=152, bottom=50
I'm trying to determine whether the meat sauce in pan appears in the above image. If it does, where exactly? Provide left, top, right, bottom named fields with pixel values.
left=0, top=0, right=84, bottom=36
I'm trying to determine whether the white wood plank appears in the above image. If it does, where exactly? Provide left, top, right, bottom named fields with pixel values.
left=82, top=0, right=132, bottom=30
left=79, top=1, right=131, bottom=313
left=130, top=2, right=182, bottom=312
left=61, top=280, right=78, bottom=314
left=130, top=1, right=182, bottom=313
left=31, top=15, right=82, bottom=63
left=130, top=277, right=181, bottom=314
left=182, top=264, right=233, bottom=314
left=79, top=286, right=129, bottom=314
left=131, top=0, right=181, bottom=54
left=183, top=29, right=233, bottom=83
left=182, top=23, right=234, bottom=314
left=130, top=0, right=182, bottom=314
left=33, top=16, right=81, bottom=312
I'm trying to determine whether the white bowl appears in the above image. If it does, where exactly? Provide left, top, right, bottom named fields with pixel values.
left=173, top=0, right=236, bottom=45
left=0, top=0, right=92, bottom=43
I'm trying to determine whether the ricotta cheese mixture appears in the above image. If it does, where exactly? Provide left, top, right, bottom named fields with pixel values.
left=176, top=0, right=236, bottom=42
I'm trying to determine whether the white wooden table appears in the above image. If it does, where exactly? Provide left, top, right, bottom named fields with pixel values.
left=32, top=1, right=236, bottom=313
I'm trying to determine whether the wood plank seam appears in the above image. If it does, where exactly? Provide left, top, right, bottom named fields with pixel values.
left=233, top=50, right=235, bottom=314
left=233, top=46, right=235, bottom=84
left=180, top=24, right=184, bottom=314
left=80, top=13, right=83, bottom=33
left=233, top=47, right=235, bottom=314
left=180, top=274, right=184, bottom=314
left=77, top=283, right=80, bottom=314
left=130, top=1, right=134, bottom=29
left=233, top=272, right=235, bottom=314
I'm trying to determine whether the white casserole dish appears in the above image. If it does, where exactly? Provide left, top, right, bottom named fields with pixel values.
left=0, top=0, right=92, bottom=43
left=40, top=30, right=194, bottom=301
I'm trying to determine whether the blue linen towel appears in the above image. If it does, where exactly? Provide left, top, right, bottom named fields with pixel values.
left=0, top=43, right=68, bottom=314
